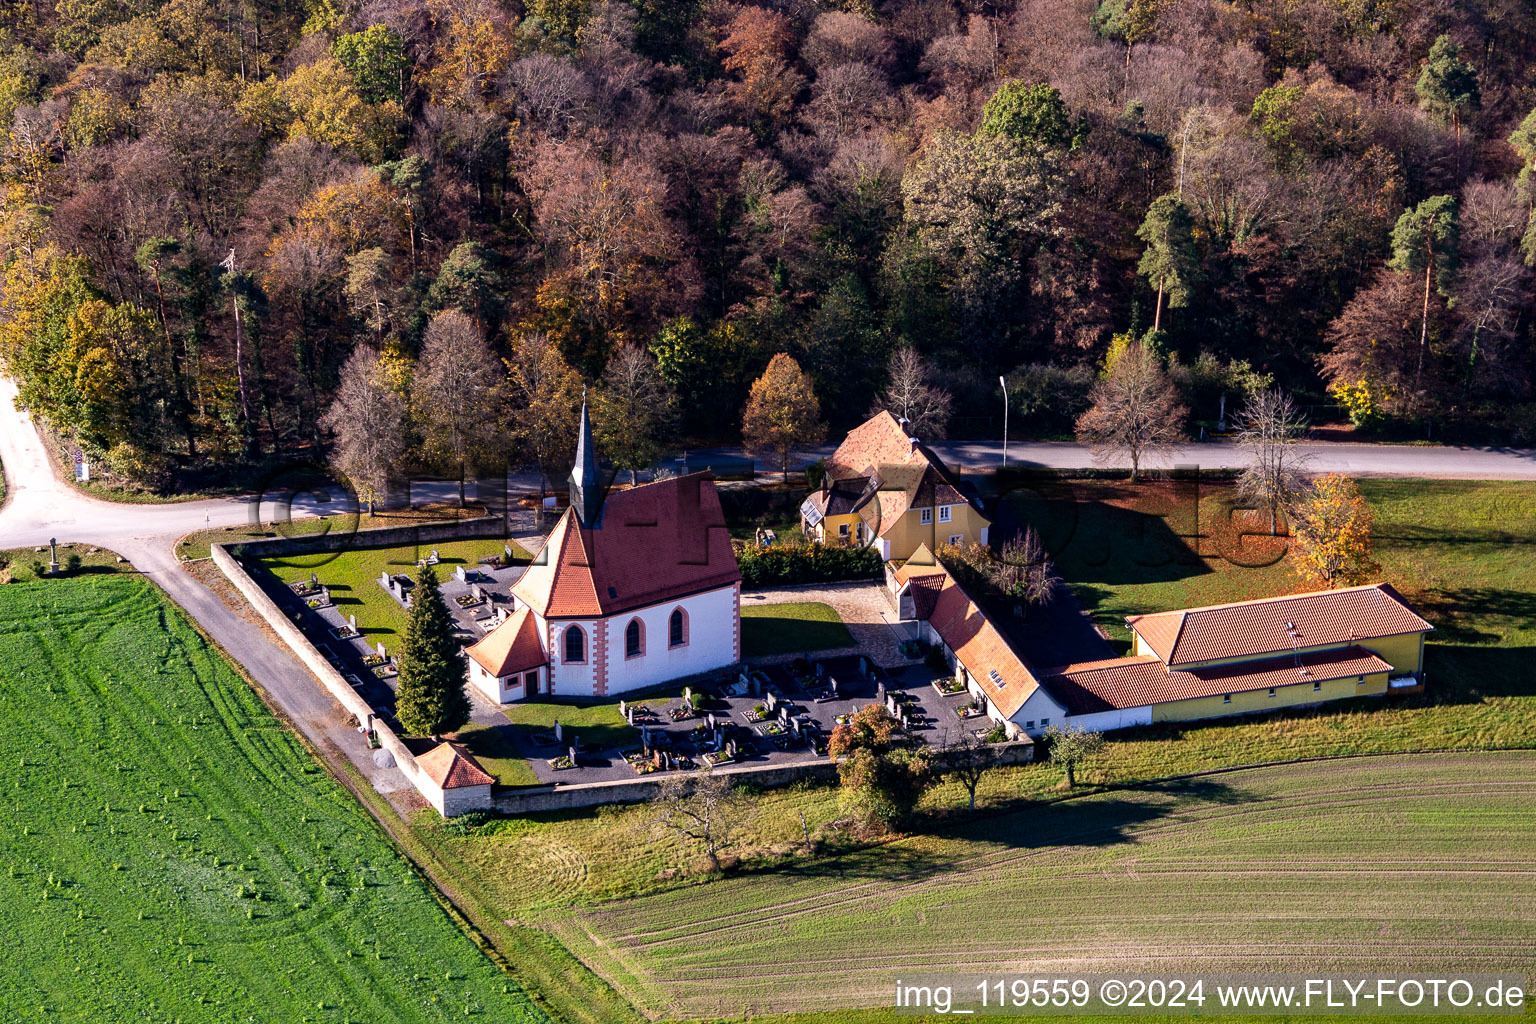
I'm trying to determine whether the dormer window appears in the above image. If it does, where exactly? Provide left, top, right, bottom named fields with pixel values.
left=919, top=508, right=933, bottom=524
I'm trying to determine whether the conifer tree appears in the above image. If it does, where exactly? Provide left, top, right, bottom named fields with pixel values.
left=394, top=564, right=471, bottom=737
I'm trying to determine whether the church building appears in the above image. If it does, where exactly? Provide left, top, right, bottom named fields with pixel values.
left=466, top=401, right=743, bottom=702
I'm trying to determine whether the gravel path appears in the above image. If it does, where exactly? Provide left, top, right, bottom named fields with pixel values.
left=741, top=580, right=919, bottom=669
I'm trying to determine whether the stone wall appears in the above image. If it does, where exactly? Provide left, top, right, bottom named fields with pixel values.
left=227, top=514, right=506, bottom=561
left=210, top=540, right=491, bottom=817
left=492, top=738, right=1033, bottom=815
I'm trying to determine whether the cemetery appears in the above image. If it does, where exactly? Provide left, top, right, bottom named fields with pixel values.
left=492, top=653, right=1021, bottom=787
left=254, top=542, right=528, bottom=730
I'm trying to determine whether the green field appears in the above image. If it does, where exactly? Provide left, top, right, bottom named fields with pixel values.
left=0, top=575, right=545, bottom=1023
left=253, top=537, right=529, bottom=647
left=543, top=753, right=1536, bottom=1017
left=741, top=601, right=854, bottom=657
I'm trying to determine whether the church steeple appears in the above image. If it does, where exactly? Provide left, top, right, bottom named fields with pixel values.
left=569, top=389, right=604, bottom=528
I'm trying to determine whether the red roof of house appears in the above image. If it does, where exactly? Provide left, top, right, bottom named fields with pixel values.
left=416, top=741, right=495, bottom=789
left=823, top=413, right=986, bottom=537
left=927, top=572, right=1041, bottom=717
left=466, top=608, right=545, bottom=677
left=511, top=472, right=740, bottom=618
left=1126, top=583, right=1432, bottom=667
left=1040, top=645, right=1394, bottom=715
left=827, top=410, right=920, bottom=480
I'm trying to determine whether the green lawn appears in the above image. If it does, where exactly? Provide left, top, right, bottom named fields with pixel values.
left=741, top=601, right=854, bottom=657
left=253, top=537, right=530, bottom=647
left=0, top=575, right=544, bottom=1024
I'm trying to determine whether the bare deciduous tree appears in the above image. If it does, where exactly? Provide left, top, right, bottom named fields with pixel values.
left=1235, top=388, right=1308, bottom=535
left=321, top=345, right=407, bottom=514
left=938, top=730, right=1003, bottom=811
left=986, top=526, right=1061, bottom=611
left=593, top=343, right=677, bottom=484
left=412, top=310, right=505, bottom=505
left=651, top=767, right=753, bottom=870
left=870, top=345, right=952, bottom=439
left=1074, top=342, right=1188, bottom=481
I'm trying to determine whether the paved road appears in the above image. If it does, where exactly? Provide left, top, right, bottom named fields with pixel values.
left=676, top=438, right=1536, bottom=480
left=0, top=376, right=416, bottom=807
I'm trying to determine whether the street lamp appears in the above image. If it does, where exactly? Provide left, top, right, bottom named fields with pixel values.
left=999, top=375, right=1009, bottom=468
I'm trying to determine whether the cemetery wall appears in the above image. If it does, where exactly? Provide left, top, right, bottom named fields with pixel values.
left=226, top=514, right=505, bottom=560
left=490, top=739, right=1033, bottom=814
left=209, top=541, right=490, bottom=817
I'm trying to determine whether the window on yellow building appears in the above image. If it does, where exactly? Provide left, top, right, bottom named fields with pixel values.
left=1267, top=687, right=1276, bottom=697
left=938, top=505, right=951, bottom=522
left=1222, top=694, right=1231, bottom=703
left=919, top=508, right=933, bottom=524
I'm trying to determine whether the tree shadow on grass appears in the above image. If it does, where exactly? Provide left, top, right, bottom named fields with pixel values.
left=741, top=778, right=1254, bottom=886
left=1411, top=586, right=1536, bottom=644
left=1425, top=644, right=1536, bottom=702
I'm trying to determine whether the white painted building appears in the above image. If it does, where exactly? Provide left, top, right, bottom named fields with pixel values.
left=466, top=401, right=742, bottom=702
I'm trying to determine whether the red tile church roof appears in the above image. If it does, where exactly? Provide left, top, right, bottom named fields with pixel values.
left=512, top=473, right=740, bottom=619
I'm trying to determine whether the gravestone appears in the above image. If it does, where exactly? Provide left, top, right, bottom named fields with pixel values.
left=429, top=548, right=440, bottom=564
left=765, top=692, right=777, bottom=712
left=348, top=613, right=357, bottom=631
left=48, top=538, right=60, bottom=574
left=683, top=686, right=692, bottom=703
left=554, top=719, right=562, bottom=742
left=504, top=544, right=513, bottom=561
left=454, top=565, right=467, bottom=583
left=707, top=712, right=717, bottom=730
left=815, top=662, right=825, bottom=679
left=778, top=706, right=788, bottom=724
left=830, top=677, right=839, bottom=697
left=625, top=707, right=634, bottom=725
left=380, top=571, right=390, bottom=587
left=309, top=572, right=318, bottom=589
left=376, top=640, right=386, bottom=657
left=790, top=717, right=801, bottom=738
left=619, top=699, right=627, bottom=717
left=568, top=745, right=577, bottom=766
left=876, top=681, right=886, bottom=704
left=749, top=675, right=760, bottom=697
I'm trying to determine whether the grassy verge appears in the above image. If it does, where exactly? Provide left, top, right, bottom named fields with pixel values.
left=0, top=543, right=131, bottom=582
left=0, top=575, right=545, bottom=1023
left=741, top=601, right=854, bottom=657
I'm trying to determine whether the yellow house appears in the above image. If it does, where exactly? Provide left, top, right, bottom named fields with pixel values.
left=891, top=563, right=1435, bottom=739
left=801, top=411, right=990, bottom=561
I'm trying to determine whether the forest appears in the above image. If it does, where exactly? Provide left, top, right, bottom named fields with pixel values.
left=1, top=0, right=1535, bottom=492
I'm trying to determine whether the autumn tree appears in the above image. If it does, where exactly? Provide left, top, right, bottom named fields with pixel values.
left=505, top=332, right=584, bottom=494
left=1288, top=473, right=1379, bottom=588
left=1074, top=341, right=1188, bottom=481
left=869, top=345, right=951, bottom=439
left=742, top=352, right=824, bottom=480
left=1235, top=388, right=1308, bottom=535
left=1137, top=194, right=1199, bottom=334
left=395, top=564, right=472, bottom=738
left=593, top=344, right=676, bottom=484
left=828, top=704, right=935, bottom=833
left=412, top=310, right=505, bottom=505
left=320, top=345, right=407, bottom=514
